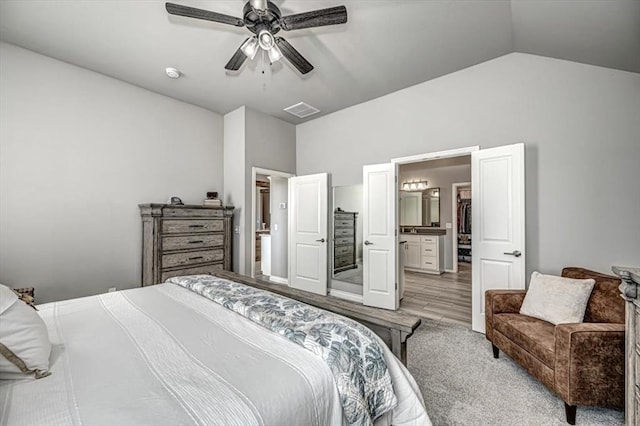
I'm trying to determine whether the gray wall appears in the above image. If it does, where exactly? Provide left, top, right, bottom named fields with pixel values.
left=223, top=107, right=246, bottom=274
left=399, top=159, right=471, bottom=270
left=297, top=53, right=640, bottom=277
left=223, top=106, right=296, bottom=275
left=269, top=176, right=288, bottom=279
left=0, top=43, right=224, bottom=303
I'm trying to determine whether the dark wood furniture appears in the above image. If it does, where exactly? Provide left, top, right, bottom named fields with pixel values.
left=486, top=267, right=625, bottom=425
left=613, top=266, right=640, bottom=426
left=139, top=204, right=234, bottom=286
left=333, top=210, right=357, bottom=274
left=214, top=270, right=421, bottom=366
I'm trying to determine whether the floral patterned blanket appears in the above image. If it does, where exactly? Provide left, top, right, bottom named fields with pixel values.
left=166, top=275, right=398, bottom=426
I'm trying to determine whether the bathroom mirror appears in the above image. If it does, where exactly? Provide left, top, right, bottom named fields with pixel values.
left=332, top=184, right=363, bottom=287
left=400, top=187, right=440, bottom=227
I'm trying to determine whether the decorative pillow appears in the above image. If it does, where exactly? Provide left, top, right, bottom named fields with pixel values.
left=0, top=284, right=52, bottom=379
left=520, top=272, right=595, bottom=325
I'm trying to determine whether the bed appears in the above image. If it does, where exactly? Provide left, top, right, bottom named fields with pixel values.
left=0, top=274, right=430, bottom=426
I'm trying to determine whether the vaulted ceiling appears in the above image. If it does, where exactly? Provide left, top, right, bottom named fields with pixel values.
left=1, top=0, right=638, bottom=124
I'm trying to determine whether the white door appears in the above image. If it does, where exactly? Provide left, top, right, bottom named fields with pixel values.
left=472, top=143, right=526, bottom=333
left=289, top=173, right=328, bottom=295
left=363, top=163, right=398, bottom=310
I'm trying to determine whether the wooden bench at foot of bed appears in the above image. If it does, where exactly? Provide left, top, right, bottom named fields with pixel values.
left=214, top=271, right=421, bottom=366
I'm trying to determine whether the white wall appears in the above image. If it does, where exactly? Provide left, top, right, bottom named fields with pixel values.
left=223, top=106, right=246, bottom=274
left=297, top=53, right=640, bottom=277
left=223, top=106, right=296, bottom=275
left=0, top=43, right=224, bottom=303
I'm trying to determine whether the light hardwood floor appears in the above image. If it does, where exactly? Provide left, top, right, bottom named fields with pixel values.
left=399, top=263, right=472, bottom=327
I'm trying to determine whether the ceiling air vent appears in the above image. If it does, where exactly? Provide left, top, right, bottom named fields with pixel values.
left=284, top=102, right=320, bottom=118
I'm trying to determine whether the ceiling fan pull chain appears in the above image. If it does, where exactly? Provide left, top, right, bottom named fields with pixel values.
left=261, top=50, right=267, bottom=91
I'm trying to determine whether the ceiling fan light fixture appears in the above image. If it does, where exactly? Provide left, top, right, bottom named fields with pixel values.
left=267, top=44, right=283, bottom=63
left=258, top=30, right=275, bottom=50
left=240, top=36, right=259, bottom=60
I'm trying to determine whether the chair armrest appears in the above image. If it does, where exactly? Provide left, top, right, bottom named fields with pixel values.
left=485, top=290, right=527, bottom=342
left=554, top=323, right=625, bottom=408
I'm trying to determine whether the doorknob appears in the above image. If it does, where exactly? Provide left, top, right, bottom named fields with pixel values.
left=316, top=238, right=326, bottom=243
left=504, top=250, right=522, bottom=257
left=364, top=240, right=373, bottom=245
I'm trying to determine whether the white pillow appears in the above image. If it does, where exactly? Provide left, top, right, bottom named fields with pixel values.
left=0, top=284, right=52, bottom=379
left=520, top=272, right=595, bottom=325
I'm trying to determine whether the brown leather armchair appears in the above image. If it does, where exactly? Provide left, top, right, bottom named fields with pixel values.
left=485, top=267, right=624, bottom=424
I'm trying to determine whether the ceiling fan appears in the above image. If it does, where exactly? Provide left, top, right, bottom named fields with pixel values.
left=165, top=0, right=348, bottom=75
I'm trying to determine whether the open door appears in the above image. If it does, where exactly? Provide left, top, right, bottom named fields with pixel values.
left=362, top=163, right=398, bottom=310
left=289, top=173, right=328, bottom=295
left=472, top=143, right=526, bottom=333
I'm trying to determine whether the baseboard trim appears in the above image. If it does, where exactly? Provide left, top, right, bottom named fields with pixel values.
left=445, top=269, right=455, bottom=273
left=329, top=288, right=363, bottom=304
left=269, top=275, right=289, bottom=285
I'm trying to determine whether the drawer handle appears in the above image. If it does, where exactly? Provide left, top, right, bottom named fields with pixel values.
left=188, top=256, right=204, bottom=260
left=424, top=249, right=432, bottom=252
left=188, top=240, right=204, bottom=244
left=189, top=225, right=205, bottom=228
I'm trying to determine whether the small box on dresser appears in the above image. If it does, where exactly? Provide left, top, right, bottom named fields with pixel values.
left=139, top=204, right=234, bottom=286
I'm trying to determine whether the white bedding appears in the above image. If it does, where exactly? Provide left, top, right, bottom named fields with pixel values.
left=0, top=282, right=430, bottom=426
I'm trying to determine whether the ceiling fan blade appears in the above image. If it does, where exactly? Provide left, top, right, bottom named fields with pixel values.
left=275, top=37, right=314, bottom=74
left=224, top=40, right=249, bottom=71
left=279, top=6, right=347, bottom=31
left=166, top=2, right=244, bottom=27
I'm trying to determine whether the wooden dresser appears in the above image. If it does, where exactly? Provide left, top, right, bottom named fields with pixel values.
left=139, top=204, right=234, bottom=286
left=334, top=210, right=357, bottom=274
left=614, top=266, right=640, bottom=425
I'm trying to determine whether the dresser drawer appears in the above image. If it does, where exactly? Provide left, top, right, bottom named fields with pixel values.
left=421, top=236, right=438, bottom=244
left=636, top=308, right=640, bottom=347
left=163, top=208, right=223, bottom=218
left=421, top=258, right=437, bottom=270
left=335, top=245, right=354, bottom=256
left=636, top=346, right=640, bottom=389
left=335, top=237, right=353, bottom=245
left=335, top=228, right=354, bottom=237
left=162, top=249, right=224, bottom=269
left=422, top=244, right=437, bottom=257
left=335, top=254, right=355, bottom=268
left=335, top=213, right=354, bottom=220
left=162, top=219, right=223, bottom=234
left=162, top=234, right=223, bottom=251
left=335, top=219, right=354, bottom=228
left=161, top=263, right=223, bottom=282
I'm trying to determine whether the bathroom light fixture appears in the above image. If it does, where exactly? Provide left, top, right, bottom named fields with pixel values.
left=402, top=180, right=428, bottom=191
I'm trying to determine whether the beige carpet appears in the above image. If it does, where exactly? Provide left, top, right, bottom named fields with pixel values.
left=406, top=319, right=623, bottom=425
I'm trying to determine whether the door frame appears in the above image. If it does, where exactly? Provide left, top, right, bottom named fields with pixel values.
left=451, top=181, right=471, bottom=273
left=391, top=146, right=479, bottom=304
left=250, top=167, right=295, bottom=280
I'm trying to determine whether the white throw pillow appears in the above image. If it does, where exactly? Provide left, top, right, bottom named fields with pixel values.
left=0, top=284, right=52, bottom=379
left=520, top=272, right=595, bottom=325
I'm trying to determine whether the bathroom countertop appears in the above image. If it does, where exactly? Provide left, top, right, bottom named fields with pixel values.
left=400, top=228, right=446, bottom=236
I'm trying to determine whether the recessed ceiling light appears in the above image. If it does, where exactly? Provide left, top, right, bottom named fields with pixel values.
left=165, top=67, right=181, bottom=79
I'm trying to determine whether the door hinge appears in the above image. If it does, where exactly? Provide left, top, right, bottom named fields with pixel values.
left=395, top=229, right=397, bottom=236
left=395, top=282, right=398, bottom=290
